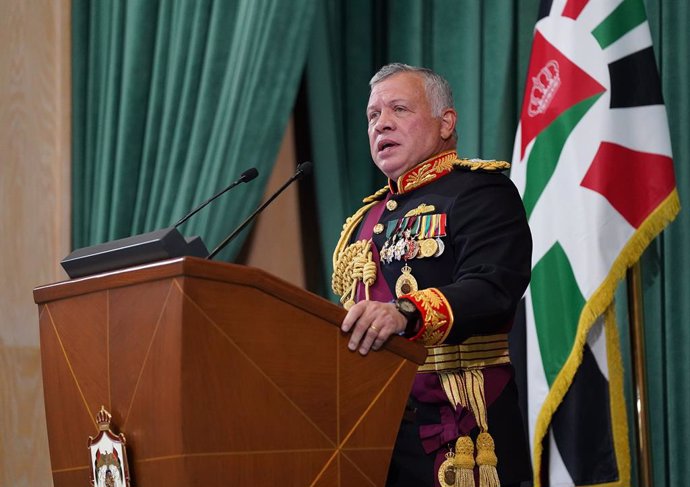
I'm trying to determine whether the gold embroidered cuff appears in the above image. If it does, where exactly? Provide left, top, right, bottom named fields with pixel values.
left=402, top=288, right=453, bottom=345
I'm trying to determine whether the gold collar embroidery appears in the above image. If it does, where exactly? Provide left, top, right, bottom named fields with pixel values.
left=389, top=150, right=458, bottom=194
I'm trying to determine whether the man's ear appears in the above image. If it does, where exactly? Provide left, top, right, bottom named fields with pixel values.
left=440, top=108, right=457, bottom=140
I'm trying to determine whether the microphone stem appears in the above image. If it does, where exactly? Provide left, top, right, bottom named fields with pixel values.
left=207, top=175, right=298, bottom=260
left=175, top=180, right=241, bottom=228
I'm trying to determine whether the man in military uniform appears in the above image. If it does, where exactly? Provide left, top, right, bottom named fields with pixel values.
left=333, top=64, right=532, bottom=487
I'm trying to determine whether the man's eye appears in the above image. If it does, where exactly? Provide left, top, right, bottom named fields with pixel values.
left=368, top=112, right=379, bottom=122
left=394, top=106, right=406, bottom=112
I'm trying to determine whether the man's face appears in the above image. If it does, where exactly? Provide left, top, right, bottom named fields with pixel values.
left=367, top=72, right=456, bottom=180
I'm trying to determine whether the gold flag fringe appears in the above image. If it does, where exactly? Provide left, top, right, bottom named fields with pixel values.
left=531, top=190, right=679, bottom=487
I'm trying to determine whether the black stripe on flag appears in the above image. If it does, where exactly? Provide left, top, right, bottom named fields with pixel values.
left=537, top=0, right=554, bottom=21
left=608, top=46, right=664, bottom=108
left=550, top=343, right=618, bottom=484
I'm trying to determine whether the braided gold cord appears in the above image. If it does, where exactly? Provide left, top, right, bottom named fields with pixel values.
left=332, top=202, right=376, bottom=273
left=332, top=185, right=388, bottom=300
left=454, top=158, right=510, bottom=171
left=363, top=255, right=376, bottom=286
left=352, top=253, right=366, bottom=280
left=363, top=249, right=376, bottom=300
left=362, top=185, right=390, bottom=203
left=338, top=281, right=354, bottom=305
left=332, top=240, right=368, bottom=296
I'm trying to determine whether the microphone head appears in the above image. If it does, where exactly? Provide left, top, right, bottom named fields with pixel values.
left=240, top=167, right=259, bottom=182
left=295, top=161, right=313, bottom=179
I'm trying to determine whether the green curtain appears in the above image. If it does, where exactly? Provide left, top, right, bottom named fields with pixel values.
left=640, top=3, right=690, bottom=487
left=305, top=1, right=689, bottom=485
left=305, top=0, right=380, bottom=296
left=72, top=0, right=316, bottom=260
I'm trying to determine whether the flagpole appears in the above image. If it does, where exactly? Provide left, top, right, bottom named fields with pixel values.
left=626, top=263, right=654, bottom=487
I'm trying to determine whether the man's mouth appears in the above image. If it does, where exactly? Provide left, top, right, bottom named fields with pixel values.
left=378, top=140, right=399, bottom=154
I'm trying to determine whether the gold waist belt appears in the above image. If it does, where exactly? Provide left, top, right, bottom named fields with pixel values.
left=418, top=334, right=510, bottom=373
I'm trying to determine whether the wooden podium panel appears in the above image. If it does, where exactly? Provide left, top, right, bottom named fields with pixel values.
left=34, top=257, right=426, bottom=487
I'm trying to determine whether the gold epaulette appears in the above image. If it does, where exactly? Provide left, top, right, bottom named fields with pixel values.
left=331, top=186, right=389, bottom=305
left=454, top=158, right=511, bottom=172
left=362, top=185, right=390, bottom=203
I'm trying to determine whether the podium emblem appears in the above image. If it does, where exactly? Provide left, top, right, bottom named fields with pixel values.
left=88, top=406, right=131, bottom=487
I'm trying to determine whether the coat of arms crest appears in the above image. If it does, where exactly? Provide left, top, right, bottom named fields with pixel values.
left=87, top=406, right=131, bottom=487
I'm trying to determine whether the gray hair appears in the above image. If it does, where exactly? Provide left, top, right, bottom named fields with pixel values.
left=369, top=63, right=455, bottom=117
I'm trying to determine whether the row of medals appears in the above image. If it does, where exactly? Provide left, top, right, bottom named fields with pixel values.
left=380, top=229, right=445, bottom=265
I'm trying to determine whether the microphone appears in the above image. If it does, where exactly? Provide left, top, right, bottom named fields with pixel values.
left=174, top=167, right=259, bottom=228
left=208, top=161, right=313, bottom=260
left=61, top=167, right=262, bottom=278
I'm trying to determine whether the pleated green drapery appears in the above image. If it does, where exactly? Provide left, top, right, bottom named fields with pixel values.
left=305, top=1, right=689, bottom=486
left=640, top=3, right=690, bottom=487
left=72, top=0, right=316, bottom=260
left=305, top=0, right=383, bottom=295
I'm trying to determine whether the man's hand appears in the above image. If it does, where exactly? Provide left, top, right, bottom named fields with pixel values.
left=341, top=300, right=407, bottom=355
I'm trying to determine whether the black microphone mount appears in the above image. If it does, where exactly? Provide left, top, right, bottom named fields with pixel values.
left=61, top=167, right=260, bottom=278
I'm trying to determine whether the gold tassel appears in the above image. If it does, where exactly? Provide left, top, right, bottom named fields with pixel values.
left=453, top=436, right=475, bottom=487
left=433, top=361, right=505, bottom=487
left=476, top=432, right=499, bottom=487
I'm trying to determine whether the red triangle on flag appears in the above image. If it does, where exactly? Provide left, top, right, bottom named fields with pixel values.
left=580, top=142, right=676, bottom=228
left=562, top=0, right=590, bottom=20
left=520, top=31, right=605, bottom=159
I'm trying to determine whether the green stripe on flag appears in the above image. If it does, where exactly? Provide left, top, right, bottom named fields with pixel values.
left=592, top=0, right=647, bottom=49
left=523, top=94, right=602, bottom=218
left=531, top=242, right=585, bottom=386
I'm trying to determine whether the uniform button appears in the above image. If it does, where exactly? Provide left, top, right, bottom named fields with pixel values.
left=386, top=200, right=398, bottom=211
left=373, top=223, right=384, bottom=234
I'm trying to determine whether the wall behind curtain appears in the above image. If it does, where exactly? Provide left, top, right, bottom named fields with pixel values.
left=304, top=1, right=689, bottom=486
left=72, top=0, right=316, bottom=260
left=1, top=0, right=70, bottom=485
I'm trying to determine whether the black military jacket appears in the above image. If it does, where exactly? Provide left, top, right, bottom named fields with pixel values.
left=373, top=159, right=532, bottom=344
left=333, top=151, right=534, bottom=486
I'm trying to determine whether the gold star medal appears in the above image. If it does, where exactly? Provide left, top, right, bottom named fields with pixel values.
left=395, top=263, right=418, bottom=297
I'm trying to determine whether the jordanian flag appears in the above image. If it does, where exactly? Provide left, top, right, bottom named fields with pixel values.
left=510, top=1, right=679, bottom=486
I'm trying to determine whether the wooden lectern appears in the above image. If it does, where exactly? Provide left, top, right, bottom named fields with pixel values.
left=33, top=257, right=426, bottom=486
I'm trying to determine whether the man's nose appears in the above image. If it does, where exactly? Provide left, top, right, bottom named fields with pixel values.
left=374, top=109, right=394, bottom=132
